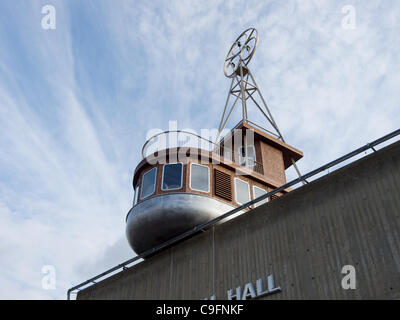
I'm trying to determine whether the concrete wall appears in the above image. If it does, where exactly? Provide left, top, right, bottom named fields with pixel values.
left=77, top=140, right=400, bottom=300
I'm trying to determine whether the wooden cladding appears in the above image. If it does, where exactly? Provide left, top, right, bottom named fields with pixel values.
left=214, top=169, right=232, bottom=201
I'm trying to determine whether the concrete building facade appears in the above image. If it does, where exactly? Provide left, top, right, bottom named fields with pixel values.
left=77, top=140, right=400, bottom=300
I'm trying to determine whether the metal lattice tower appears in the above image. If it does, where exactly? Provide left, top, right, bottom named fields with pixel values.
left=217, top=28, right=305, bottom=182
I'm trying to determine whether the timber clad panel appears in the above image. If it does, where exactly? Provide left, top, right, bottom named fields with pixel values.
left=260, top=141, right=286, bottom=185
left=214, top=169, right=232, bottom=201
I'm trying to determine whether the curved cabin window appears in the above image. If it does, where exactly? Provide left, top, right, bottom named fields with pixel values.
left=234, top=178, right=250, bottom=205
left=162, top=163, right=183, bottom=190
left=190, top=164, right=210, bottom=193
left=140, top=167, right=157, bottom=199
left=253, top=186, right=269, bottom=208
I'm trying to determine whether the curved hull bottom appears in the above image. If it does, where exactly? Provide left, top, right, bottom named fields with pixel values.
left=126, top=193, right=238, bottom=254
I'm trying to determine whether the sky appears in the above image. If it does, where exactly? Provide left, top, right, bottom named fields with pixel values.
left=0, top=0, right=399, bottom=299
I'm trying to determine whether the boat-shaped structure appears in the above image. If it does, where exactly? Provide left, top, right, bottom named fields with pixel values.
left=126, top=121, right=303, bottom=254
left=126, top=28, right=305, bottom=254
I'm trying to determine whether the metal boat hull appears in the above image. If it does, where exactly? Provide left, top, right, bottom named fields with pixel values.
left=126, top=193, right=236, bottom=254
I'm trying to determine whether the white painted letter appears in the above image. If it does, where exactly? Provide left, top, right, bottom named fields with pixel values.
left=242, top=282, right=257, bottom=300
left=227, top=286, right=241, bottom=300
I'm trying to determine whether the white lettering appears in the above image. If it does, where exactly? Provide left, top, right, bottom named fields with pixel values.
left=242, top=282, right=257, bottom=300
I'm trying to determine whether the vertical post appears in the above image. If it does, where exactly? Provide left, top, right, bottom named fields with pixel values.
left=239, top=63, right=247, bottom=122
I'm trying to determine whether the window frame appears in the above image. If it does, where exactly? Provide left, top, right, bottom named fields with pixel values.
left=161, top=162, right=183, bottom=191
left=189, top=163, right=210, bottom=193
left=140, top=167, right=157, bottom=200
left=252, top=185, right=269, bottom=208
left=234, top=177, right=251, bottom=205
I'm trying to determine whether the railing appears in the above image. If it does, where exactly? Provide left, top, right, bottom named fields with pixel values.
left=141, top=130, right=264, bottom=174
left=142, top=130, right=218, bottom=159
left=67, top=128, right=400, bottom=300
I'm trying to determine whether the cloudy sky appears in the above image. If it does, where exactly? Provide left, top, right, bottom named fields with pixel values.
left=0, top=0, right=399, bottom=299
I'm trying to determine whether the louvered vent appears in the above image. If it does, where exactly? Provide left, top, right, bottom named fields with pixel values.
left=214, top=169, right=232, bottom=201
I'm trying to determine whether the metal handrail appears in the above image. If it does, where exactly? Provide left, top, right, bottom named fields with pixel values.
left=67, top=128, right=400, bottom=300
left=141, top=129, right=264, bottom=172
left=141, top=130, right=221, bottom=159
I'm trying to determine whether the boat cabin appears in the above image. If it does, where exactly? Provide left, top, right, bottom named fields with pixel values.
left=126, top=121, right=303, bottom=254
